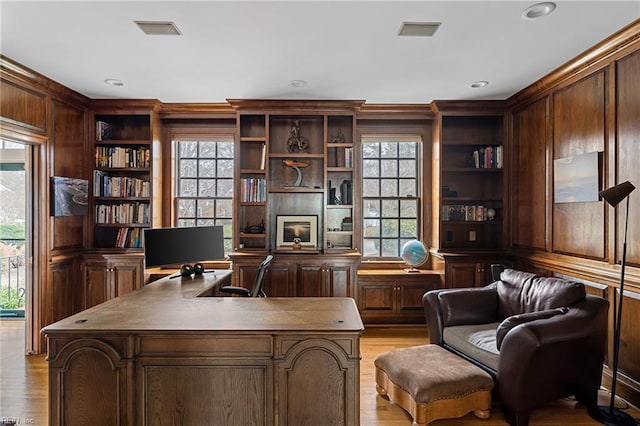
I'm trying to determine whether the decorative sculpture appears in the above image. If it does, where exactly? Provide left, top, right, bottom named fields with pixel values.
left=331, top=128, right=345, bottom=143
left=283, top=159, right=310, bottom=186
left=287, top=120, right=309, bottom=152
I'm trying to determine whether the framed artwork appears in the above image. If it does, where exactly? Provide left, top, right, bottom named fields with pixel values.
left=276, top=215, right=318, bottom=248
left=554, top=151, right=602, bottom=203
left=51, top=176, right=89, bottom=216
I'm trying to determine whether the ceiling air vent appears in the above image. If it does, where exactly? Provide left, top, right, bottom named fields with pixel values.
left=397, top=22, right=441, bottom=37
left=134, top=21, right=182, bottom=36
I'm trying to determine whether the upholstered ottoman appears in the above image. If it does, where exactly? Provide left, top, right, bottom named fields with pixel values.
left=374, top=344, right=493, bottom=425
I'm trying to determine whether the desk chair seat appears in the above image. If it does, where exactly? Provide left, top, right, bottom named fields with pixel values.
left=220, top=254, right=273, bottom=297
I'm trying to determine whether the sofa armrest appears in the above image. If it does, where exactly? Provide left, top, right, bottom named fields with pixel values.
left=495, top=307, right=568, bottom=350
left=497, top=296, right=609, bottom=412
left=423, top=284, right=498, bottom=345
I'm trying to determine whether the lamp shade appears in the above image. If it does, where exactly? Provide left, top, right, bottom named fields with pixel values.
left=599, top=181, right=635, bottom=207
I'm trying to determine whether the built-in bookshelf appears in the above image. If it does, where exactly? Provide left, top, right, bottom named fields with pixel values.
left=92, top=112, right=154, bottom=249
left=435, top=112, right=505, bottom=250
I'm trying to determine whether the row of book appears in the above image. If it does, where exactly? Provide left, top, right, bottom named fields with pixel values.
left=442, top=205, right=493, bottom=222
left=96, top=121, right=112, bottom=141
left=328, top=147, right=353, bottom=168
left=95, top=202, right=149, bottom=224
left=95, top=147, right=150, bottom=169
left=240, top=178, right=266, bottom=202
left=115, top=227, right=143, bottom=248
left=93, top=171, right=150, bottom=197
left=470, top=145, right=503, bottom=169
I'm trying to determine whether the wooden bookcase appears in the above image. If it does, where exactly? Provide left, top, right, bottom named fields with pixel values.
left=90, top=102, right=161, bottom=249
left=432, top=103, right=506, bottom=251
left=232, top=101, right=362, bottom=254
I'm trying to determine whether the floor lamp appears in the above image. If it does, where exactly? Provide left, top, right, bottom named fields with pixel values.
left=593, top=180, right=636, bottom=426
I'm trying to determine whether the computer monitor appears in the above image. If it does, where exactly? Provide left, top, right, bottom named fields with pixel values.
left=143, top=225, right=225, bottom=268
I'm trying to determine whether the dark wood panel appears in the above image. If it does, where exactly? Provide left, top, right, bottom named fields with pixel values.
left=49, top=260, right=77, bottom=324
left=552, top=72, right=606, bottom=259
left=619, top=292, right=640, bottom=383
left=616, top=50, right=640, bottom=266
left=512, top=98, right=548, bottom=250
left=0, top=79, right=46, bottom=131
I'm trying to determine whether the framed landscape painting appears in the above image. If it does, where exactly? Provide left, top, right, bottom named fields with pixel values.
left=276, top=215, right=318, bottom=248
left=554, top=151, right=602, bottom=203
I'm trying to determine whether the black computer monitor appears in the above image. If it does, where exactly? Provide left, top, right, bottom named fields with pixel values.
left=143, top=225, right=225, bottom=268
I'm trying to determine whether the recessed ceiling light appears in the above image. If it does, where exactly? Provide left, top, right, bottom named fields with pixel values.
left=522, top=2, right=556, bottom=20
left=104, top=79, right=124, bottom=87
left=134, top=21, right=182, bottom=36
left=398, top=22, right=441, bottom=37
left=470, top=81, right=489, bottom=89
left=288, top=80, right=307, bottom=88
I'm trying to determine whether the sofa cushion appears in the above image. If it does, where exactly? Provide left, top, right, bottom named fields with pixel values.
left=438, top=285, right=498, bottom=327
left=443, top=322, right=500, bottom=371
left=495, top=308, right=569, bottom=350
left=497, top=269, right=585, bottom=318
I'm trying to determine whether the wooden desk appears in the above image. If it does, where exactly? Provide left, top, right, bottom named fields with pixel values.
left=42, top=270, right=363, bottom=426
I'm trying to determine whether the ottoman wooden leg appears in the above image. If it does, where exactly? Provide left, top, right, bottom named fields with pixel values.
left=474, top=409, right=491, bottom=419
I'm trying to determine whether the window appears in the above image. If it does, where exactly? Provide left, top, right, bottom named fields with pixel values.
left=174, top=138, right=234, bottom=254
left=361, top=136, right=421, bottom=258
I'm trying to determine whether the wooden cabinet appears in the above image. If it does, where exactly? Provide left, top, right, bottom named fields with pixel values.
left=432, top=102, right=506, bottom=251
left=229, top=100, right=363, bottom=254
left=431, top=251, right=512, bottom=288
left=82, top=252, right=144, bottom=309
left=90, top=101, right=161, bottom=249
left=228, top=252, right=360, bottom=298
left=357, top=270, right=442, bottom=324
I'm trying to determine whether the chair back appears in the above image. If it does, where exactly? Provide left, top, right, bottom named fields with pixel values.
left=249, top=255, right=274, bottom=297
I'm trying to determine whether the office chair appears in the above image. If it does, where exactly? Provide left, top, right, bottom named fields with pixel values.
left=219, top=254, right=273, bottom=297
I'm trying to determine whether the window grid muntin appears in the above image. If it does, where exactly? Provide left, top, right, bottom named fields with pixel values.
left=362, top=140, right=420, bottom=258
left=175, top=139, right=234, bottom=255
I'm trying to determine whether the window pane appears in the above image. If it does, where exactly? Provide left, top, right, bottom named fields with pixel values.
left=217, top=179, right=233, bottom=197
left=178, top=219, right=196, bottom=227
left=380, top=179, right=398, bottom=197
left=198, top=179, right=216, bottom=197
left=179, top=179, right=197, bottom=197
left=400, top=199, right=417, bottom=217
left=381, top=200, right=398, bottom=217
left=199, top=159, right=216, bottom=177
left=216, top=199, right=233, bottom=218
left=196, top=218, right=215, bottom=226
left=400, top=219, right=417, bottom=237
left=363, top=239, right=380, bottom=256
left=180, top=159, right=197, bottom=177
left=218, top=142, right=234, bottom=158
left=217, top=219, right=233, bottom=237
left=363, top=219, right=380, bottom=237
left=399, top=159, right=416, bottom=177
left=380, top=159, right=397, bottom=177
left=363, top=199, right=380, bottom=218
left=362, top=179, right=379, bottom=197
left=177, top=199, right=195, bottom=218
left=380, top=142, right=397, bottom=158
left=362, top=159, right=379, bottom=177
left=199, top=142, right=217, bottom=157
left=217, top=159, right=233, bottom=178
left=197, top=199, right=215, bottom=217
left=362, top=143, right=379, bottom=158
left=399, top=143, right=416, bottom=157
left=399, top=179, right=416, bottom=197
left=382, top=219, right=399, bottom=237
left=381, top=239, right=399, bottom=256
left=180, top=142, right=197, bottom=158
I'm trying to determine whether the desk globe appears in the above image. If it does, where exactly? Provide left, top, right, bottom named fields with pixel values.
left=400, top=240, right=428, bottom=273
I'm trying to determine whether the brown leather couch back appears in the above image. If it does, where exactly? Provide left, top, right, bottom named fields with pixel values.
left=497, top=269, right=586, bottom=319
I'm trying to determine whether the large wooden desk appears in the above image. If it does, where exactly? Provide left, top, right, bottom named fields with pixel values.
left=42, top=270, right=364, bottom=426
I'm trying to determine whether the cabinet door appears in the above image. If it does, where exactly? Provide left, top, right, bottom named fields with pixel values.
left=296, top=263, right=326, bottom=297
left=445, top=262, right=480, bottom=288
left=397, top=279, right=439, bottom=315
left=111, top=259, right=142, bottom=297
left=49, top=259, right=78, bottom=323
left=325, top=264, right=353, bottom=297
left=358, top=281, right=395, bottom=316
left=264, top=263, right=295, bottom=297
left=83, top=261, right=110, bottom=309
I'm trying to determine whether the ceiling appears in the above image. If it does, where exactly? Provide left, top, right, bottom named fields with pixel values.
left=1, top=1, right=639, bottom=104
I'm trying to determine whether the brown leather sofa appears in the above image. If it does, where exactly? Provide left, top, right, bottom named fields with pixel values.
left=423, top=268, right=609, bottom=426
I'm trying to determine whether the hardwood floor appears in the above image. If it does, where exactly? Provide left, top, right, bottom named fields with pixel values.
left=2, top=320, right=639, bottom=425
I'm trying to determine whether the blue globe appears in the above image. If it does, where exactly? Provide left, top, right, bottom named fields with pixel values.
left=400, top=240, right=428, bottom=269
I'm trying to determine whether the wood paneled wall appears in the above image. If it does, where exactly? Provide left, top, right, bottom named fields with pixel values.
left=509, top=21, right=640, bottom=406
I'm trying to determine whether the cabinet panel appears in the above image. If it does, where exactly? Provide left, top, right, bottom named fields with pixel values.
left=49, top=259, right=79, bottom=323
left=445, top=262, right=479, bottom=288
left=359, top=283, right=395, bottom=312
left=297, top=263, right=325, bottom=297
left=82, top=253, right=143, bottom=309
left=83, top=261, right=110, bottom=309
left=112, top=259, right=142, bottom=297
left=264, top=263, right=294, bottom=297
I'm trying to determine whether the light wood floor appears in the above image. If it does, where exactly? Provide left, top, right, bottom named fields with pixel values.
left=2, top=320, right=639, bottom=425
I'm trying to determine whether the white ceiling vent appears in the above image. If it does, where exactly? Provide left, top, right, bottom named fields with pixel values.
left=134, top=21, right=182, bottom=36
left=397, top=22, right=441, bottom=37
